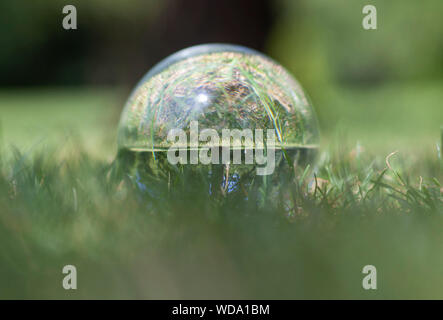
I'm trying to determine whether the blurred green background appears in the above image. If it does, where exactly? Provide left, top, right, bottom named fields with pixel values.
left=0, top=0, right=442, bottom=157
left=0, top=0, right=442, bottom=300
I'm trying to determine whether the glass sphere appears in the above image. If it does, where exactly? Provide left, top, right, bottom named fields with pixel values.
left=117, top=44, right=319, bottom=152
left=116, top=44, right=320, bottom=206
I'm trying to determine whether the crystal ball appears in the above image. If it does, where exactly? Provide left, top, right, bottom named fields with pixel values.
left=117, top=44, right=319, bottom=153
left=116, top=44, right=320, bottom=203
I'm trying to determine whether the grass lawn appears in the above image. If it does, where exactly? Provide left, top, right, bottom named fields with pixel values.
left=0, top=83, right=441, bottom=299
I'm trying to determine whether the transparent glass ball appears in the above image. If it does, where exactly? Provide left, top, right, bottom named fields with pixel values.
left=117, top=44, right=319, bottom=152
left=116, top=44, right=320, bottom=204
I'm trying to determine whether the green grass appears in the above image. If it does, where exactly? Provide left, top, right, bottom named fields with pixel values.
left=0, top=86, right=442, bottom=299
left=0, top=88, right=123, bottom=159
left=315, top=81, right=443, bottom=151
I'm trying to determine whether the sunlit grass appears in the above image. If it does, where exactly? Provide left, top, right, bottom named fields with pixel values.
left=0, top=87, right=441, bottom=299
left=0, top=135, right=441, bottom=299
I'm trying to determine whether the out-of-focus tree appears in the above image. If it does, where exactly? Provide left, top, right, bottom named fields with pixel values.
left=268, top=0, right=443, bottom=88
left=0, top=0, right=273, bottom=86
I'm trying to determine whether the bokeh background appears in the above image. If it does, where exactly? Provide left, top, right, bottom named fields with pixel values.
left=1, top=0, right=442, bottom=158
left=0, top=0, right=443, bottom=300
